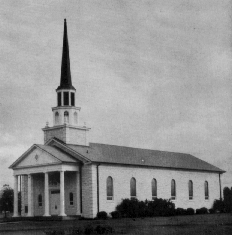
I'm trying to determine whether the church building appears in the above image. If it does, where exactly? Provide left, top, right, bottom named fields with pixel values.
left=9, top=20, right=225, bottom=219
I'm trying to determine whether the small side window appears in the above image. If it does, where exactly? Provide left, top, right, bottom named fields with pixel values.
left=152, top=178, right=157, bottom=200
left=70, top=192, right=74, bottom=205
left=130, top=177, right=136, bottom=199
left=189, top=180, right=193, bottom=200
left=38, top=194, right=42, bottom=207
left=106, top=176, right=113, bottom=200
left=171, top=179, right=176, bottom=200
left=205, top=181, right=209, bottom=200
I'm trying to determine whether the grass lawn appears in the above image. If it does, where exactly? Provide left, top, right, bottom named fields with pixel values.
left=0, top=213, right=231, bottom=234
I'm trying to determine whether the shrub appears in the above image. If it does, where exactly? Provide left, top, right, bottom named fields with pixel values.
left=97, top=211, right=108, bottom=220
left=186, top=208, right=194, bottom=215
left=110, top=211, right=121, bottom=219
left=212, top=199, right=225, bottom=213
left=147, top=198, right=175, bottom=217
left=116, top=198, right=175, bottom=218
left=196, top=207, right=208, bottom=214
left=175, top=208, right=186, bottom=216
left=116, top=198, right=140, bottom=218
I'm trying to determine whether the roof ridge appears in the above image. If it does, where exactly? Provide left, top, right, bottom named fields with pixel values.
left=89, top=142, right=192, bottom=156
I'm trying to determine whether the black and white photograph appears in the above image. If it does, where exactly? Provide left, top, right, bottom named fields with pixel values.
left=0, top=0, right=232, bottom=234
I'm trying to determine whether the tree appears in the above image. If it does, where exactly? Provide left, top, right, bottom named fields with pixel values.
left=223, top=187, right=232, bottom=212
left=0, top=185, right=14, bottom=217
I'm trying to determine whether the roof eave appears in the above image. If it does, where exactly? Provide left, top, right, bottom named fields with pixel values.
left=90, top=161, right=226, bottom=173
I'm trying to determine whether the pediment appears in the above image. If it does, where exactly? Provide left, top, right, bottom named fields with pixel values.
left=12, top=145, right=61, bottom=168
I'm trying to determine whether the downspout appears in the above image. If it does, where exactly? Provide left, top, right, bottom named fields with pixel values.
left=219, top=173, right=222, bottom=200
left=20, top=176, right=21, bottom=215
left=97, top=164, right=100, bottom=213
left=80, top=164, right=83, bottom=213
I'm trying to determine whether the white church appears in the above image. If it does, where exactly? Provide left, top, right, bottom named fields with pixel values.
left=10, top=20, right=225, bottom=219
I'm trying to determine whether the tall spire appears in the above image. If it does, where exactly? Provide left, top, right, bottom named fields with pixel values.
left=57, top=19, right=75, bottom=91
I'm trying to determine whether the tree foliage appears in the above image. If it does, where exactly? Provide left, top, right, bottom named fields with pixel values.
left=0, top=185, right=14, bottom=216
left=212, top=187, right=232, bottom=213
left=223, top=187, right=232, bottom=212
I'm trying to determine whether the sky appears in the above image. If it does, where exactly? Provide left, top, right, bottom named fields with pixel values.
left=0, top=0, right=232, bottom=190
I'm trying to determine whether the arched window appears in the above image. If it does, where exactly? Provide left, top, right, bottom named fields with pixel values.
left=38, top=194, right=42, bottom=207
left=69, top=192, right=74, bottom=205
left=171, top=179, right=176, bottom=200
left=151, top=178, right=157, bottom=200
left=106, top=176, right=113, bottom=200
left=189, top=180, right=193, bottom=200
left=130, top=177, right=136, bottom=198
left=205, top=181, right=209, bottom=200
left=64, top=111, right=69, bottom=123
left=55, top=112, right=59, bottom=125
left=74, top=112, right=78, bottom=124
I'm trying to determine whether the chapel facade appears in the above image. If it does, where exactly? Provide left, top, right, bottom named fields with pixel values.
left=10, top=20, right=225, bottom=219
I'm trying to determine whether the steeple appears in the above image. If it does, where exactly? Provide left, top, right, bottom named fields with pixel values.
left=43, top=19, right=90, bottom=146
left=57, top=19, right=75, bottom=91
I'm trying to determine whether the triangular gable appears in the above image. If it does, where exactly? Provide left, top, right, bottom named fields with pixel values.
left=10, top=145, right=62, bottom=169
left=46, top=138, right=91, bottom=164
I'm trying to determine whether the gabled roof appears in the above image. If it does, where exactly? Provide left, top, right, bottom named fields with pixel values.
left=67, top=143, right=225, bottom=173
left=9, top=144, right=77, bottom=169
left=10, top=138, right=225, bottom=173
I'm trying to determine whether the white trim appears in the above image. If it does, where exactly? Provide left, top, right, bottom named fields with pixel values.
left=9, top=145, right=37, bottom=169
left=10, top=144, right=63, bottom=169
left=13, top=163, right=79, bottom=175
left=52, top=106, right=81, bottom=111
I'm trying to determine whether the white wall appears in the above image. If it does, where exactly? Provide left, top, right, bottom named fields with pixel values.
left=96, top=164, right=220, bottom=215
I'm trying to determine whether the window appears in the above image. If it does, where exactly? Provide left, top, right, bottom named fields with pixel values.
left=189, top=180, right=193, bottom=200
left=205, top=181, right=209, bottom=200
left=64, top=92, right=69, bottom=105
left=130, top=177, right=136, bottom=199
left=106, top=176, right=113, bottom=200
left=25, top=205, right=28, bottom=213
left=58, top=92, right=61, bottom=106
left=151, top=178, right=157, bottom=200
left=38, top=194, right=42, bottom=207
left=69, top=192, right=74, bottom=205
left=55, top=112, right=59, bottom=125
left=171, top=179, right=176, bottom=200
left=71, top=93, right=75, bottom=106
left=64, top=111, right=69, bottom=123
left=74, top=112, right=78, bottom=124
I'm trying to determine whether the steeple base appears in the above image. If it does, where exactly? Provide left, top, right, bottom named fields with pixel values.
left=43, top=124, right=90, bottom=146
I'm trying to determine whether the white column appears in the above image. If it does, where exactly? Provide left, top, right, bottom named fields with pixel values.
left=43, top=172, right=50, bottom=216
left=13, top=175, right=18, bottom=217
left=61, top=91, right=64, bottom=106
left=27, top=174, right=33, bottom=216
left=69, top=91, right=71, bottom=106
left=76, top=171, right=81, bottom=215
left=59, top=171, right=66, bottom=216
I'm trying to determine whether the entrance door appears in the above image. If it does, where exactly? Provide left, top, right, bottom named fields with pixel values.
left=50, top=190, right=60, bottom=215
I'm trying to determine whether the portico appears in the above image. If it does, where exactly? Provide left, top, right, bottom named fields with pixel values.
left=11, top=144, right=82, bottom=217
